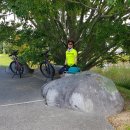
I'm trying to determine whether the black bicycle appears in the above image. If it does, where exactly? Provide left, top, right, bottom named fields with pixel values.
left=9, top=50, right=24, bottom=78
left=40, top=49, right=55, bottom=80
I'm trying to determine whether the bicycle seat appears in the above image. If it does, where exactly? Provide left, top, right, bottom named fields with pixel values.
left=43, top=50, right=49, bottom=55
left=9, top=50, right=18, bottom=56
left=40, top=50, right=50, bottom=57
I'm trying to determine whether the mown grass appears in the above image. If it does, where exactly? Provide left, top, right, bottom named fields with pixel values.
left=125, top=125, right=130, bottom=130
left=0, top=54, right=12, bottom=67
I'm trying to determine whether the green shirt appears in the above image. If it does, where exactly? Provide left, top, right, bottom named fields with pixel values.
left=66, top=48, right=77, bottom=66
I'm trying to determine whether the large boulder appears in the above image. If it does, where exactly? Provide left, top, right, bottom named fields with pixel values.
left=42, top=71, right=124, bottom=117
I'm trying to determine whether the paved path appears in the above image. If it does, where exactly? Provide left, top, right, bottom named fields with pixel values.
left=0, top=67, right=115, bottom=130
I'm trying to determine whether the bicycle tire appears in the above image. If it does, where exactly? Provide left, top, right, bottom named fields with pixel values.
left=18, top=66, right=24, bottom=78
left=9, top=61, right=24, bottom=75
left=40, top=62, right=55, bottom=79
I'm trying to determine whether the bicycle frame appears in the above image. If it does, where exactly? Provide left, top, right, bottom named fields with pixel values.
left=40, top=49, right=55, bottom=79
left=15, top=58, right=22, bottom=71
left=9, top=50, right=24, bottom=78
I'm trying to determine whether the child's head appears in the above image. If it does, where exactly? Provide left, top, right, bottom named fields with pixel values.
left=67, top=39, right=74, bottom=49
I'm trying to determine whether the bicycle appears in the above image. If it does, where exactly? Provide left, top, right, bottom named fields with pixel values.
left=9, top=50, right=24, bottom=78
left=40, top=49, right=55, bottom=80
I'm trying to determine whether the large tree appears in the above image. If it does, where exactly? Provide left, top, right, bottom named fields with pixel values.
left=0, top=0, right=130, bottom=70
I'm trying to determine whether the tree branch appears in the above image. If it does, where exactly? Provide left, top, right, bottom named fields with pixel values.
left=67, top=0, right=97, bottom=10
left=28, top=19, right=37, bottom=28
left=54, top=19, right=67, bottom=46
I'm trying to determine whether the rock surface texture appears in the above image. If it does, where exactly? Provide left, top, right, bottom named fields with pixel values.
left=42, top=71, right=124, bottom=117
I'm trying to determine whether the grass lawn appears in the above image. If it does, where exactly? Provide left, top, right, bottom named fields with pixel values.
left=0, top=54, right=12, bottom=67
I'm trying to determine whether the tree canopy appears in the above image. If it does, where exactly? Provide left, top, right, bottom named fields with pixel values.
left=0, top=0, right=130, bottom=69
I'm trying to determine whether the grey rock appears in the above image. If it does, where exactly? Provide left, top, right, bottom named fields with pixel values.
left=42, top=71, right=124, bottom=117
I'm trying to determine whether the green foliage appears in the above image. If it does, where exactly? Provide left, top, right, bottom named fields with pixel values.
left=0, top=23, right=15, bottom=42
left=0, top=41, right=13, bottom=54
left=0, top=0, right=130, bottom=69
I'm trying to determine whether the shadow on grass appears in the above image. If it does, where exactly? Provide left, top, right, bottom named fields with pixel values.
left=116, top=83, right=130, bottom=90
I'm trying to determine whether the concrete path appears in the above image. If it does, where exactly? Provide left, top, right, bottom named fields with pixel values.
left=0, top=67, right=115, bottom=130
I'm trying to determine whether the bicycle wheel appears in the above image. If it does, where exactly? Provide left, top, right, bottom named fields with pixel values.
left=40, top=62, right=55, bottom=79
left=9, top=61, right=17, bottom=73
left=9, top=61, right=24, bottom=75
left=18, top=65, right=24, bottom=78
